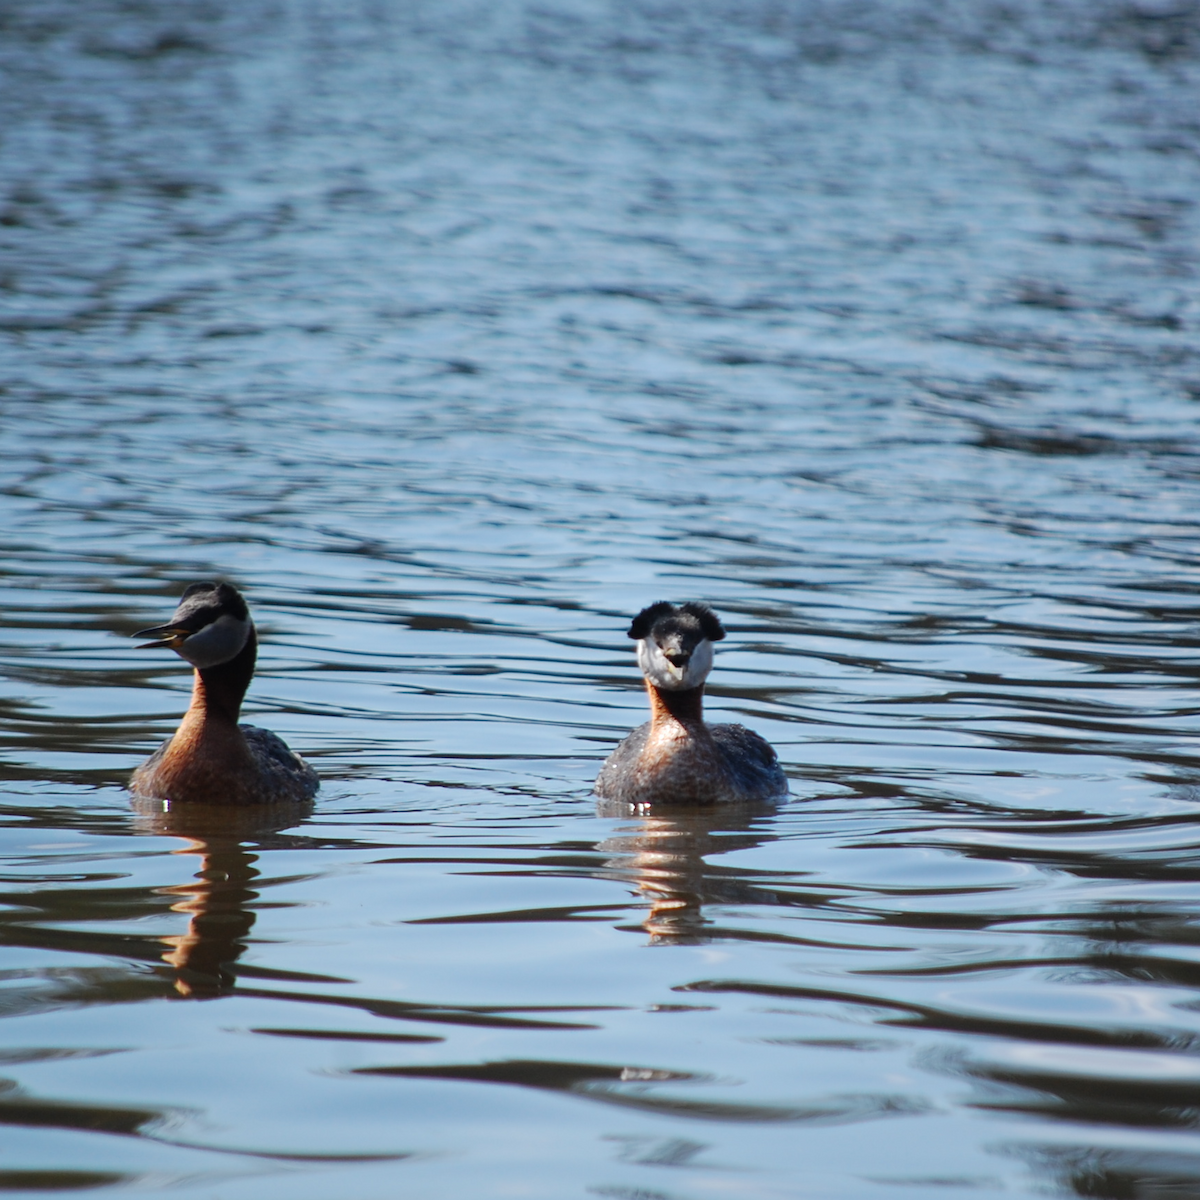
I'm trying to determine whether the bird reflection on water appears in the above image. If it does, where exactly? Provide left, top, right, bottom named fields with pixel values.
left=596, top=801, right=778, bottom=945
left=131, top=798, right=313, bottom=998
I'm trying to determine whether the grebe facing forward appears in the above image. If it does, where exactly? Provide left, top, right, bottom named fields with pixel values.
left=594, top=602, right=787, bottom=806
left=129, top=583, right=318, bottom=805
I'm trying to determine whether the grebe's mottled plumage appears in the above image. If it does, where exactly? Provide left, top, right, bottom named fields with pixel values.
left=129, top=583, right=318, bottom=805
left=594, top=602, right=787, bottom=806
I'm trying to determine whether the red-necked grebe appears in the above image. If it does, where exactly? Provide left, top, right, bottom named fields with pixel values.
left=129, top=583, right=318, bottom=805
left=594, top=602, right=787, bottom=806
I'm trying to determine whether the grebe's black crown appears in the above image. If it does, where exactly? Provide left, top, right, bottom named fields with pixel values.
left=176, top=581, right=249, bottom=627
left=627, top=601, right=725, bottom=642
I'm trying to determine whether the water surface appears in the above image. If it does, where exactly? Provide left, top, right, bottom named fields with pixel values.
left=2, top=1, right=1200, bottom=1196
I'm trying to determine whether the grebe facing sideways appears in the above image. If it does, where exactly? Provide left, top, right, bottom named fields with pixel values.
left=594, top=602, right=787, bottom=806
left=129, top=583, right=318, bottom=805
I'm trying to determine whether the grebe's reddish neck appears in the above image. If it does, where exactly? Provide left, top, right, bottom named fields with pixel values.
left=646, top=680, right=707, bottom=729
left=186, top=626, right=257, bottom=727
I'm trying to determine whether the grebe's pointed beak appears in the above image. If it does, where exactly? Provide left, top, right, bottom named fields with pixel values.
left=133, top=624, right=190, bottom=650
left=662, top=649, right=691, bottom=681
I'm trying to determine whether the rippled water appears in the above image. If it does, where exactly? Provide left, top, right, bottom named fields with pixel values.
left=2, top=0, right=1200, bottom=1195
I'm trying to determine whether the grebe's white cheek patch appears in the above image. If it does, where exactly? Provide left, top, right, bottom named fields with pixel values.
left=637, top=638, right=678, bottom=690
left=177, top=613, right=251, bottom=668
left=637, top=638, right=712, bottom=691
left=682, top=638, right=714, bottom=689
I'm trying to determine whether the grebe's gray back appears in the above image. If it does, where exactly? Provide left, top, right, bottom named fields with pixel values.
left=594, top=602, right=787, bottom=806
left=129, top=583, right=318, bottom=806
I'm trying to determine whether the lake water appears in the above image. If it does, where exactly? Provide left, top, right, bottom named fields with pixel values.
left=2, top=1, right=1200, bottom=1196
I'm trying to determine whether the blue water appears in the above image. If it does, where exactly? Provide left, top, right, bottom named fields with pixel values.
left=2, top=1, right=1200, bottom=1195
